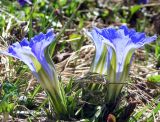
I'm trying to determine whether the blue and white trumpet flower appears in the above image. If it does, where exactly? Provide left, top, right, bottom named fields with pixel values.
left=86, top=25, right=157, bottom=103
left=0, top=30, right=67, bottom=119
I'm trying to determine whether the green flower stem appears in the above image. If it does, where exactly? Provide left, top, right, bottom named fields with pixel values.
left=38, top=69, right=68, bottom=119
left=29, top=48, right=68, bottom=119
left=105, top=84, right=123, bottom=104
left=106, top=49, right=133, bottom=103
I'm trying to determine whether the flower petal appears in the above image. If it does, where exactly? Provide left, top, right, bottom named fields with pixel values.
left=31, top=29, right=55, bottom=80
left=18, top=0, right=32, bottom=6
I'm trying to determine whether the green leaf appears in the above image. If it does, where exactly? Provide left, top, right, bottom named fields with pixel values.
left=152, top=103, right=160, bottom=117
left=147, top=75, right=160, bottom=84
left=65, top=78, right=74, bottom=93
left=69, top=33, right=83, bottom=51
left=129, top=105, right=149, bottom=122
left=58, top=0, right=67, bottom=6
left=91, top=106, right=102, bottom=122
left=80, top=119, right=90, bottom=122
left=31, top=85, right=41, bottom=99
left=3, top=82, right=17, bottom=94
left=130, top=5, right=141, bottom=17
left=0, top=101, right=14, bottom=113
left=2, top=82, right=18, bottom=101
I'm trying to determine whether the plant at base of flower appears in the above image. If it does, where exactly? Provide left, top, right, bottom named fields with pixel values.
left=86, top=25, right=157, bottom=104
left=0, top=30, right=68, bottom=119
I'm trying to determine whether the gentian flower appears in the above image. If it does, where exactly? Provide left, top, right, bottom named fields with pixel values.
left=86, top=25, right=157, bottom=103
left=0, top=30, right=67, bottom=119
left=137, top=0, right=149, bottom=4
left=17, top=0, right=32, bottom=6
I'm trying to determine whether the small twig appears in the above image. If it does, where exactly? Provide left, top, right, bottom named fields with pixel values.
left=0, top=36, right=8, bottom=47
left=141, top=3, right=160, bottom=7
left=59, top=37, right=81, bottom=43
left=74, top=72, right=131, bottom=86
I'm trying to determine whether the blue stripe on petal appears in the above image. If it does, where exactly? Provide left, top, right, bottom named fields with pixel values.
left=46, top=29, right=55, bottom=39
left=96, top=27, right=117, bottom=41
left=131, top=32, right=146, bottom=43
left=20, top=38, right=29, bottom=46
left=119, top=25, right=136, bottom=36
left=135, top=35, right=157, bottom=47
